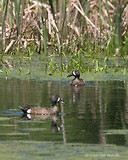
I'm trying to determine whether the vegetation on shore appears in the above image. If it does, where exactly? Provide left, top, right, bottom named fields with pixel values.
left=0, top=0, right=128, bottom=75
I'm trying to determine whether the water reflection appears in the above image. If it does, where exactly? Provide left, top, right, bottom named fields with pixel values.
left=70, top=86, right=85, bottom=103
left=21, top=114, right=62, bottom=133
left=0, top=78, right=128, bottom=146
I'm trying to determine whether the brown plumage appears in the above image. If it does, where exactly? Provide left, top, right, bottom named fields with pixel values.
left=67, top=70, right=85, bottom=86
left=19, top=95, right=64, bottom=115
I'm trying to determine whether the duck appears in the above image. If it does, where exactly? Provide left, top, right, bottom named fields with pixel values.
left=67, top=69, right=85, bottom=86
left=19, top=95, right=64, bottom=115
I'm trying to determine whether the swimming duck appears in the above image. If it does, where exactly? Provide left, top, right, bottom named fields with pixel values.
left=67, top=70, right=85, bottom=86
left=19, top=95, right=64, bottom=115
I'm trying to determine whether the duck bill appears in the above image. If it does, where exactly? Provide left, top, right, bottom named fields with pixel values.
left=67, top=73, right=72, bottom=77
left=60, top=100, right=65, bottom=104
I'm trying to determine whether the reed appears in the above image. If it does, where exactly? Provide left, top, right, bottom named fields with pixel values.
left=0, top=0, right=128, bottom=74
left=39, top=6, right=48, bottom=55
left=14, top=0, right=22, bottom=36
left=1, top=0, right=8, bottom=50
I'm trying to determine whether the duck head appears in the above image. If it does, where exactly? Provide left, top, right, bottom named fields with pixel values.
left=51, top=95, right=64, bottom=107
left=67, top=70, right=80, bottom=79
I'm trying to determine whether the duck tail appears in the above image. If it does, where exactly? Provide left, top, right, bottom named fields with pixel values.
left=19, top=106, right=30, bottom=114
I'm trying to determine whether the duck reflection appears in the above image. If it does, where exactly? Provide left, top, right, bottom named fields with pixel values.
left=21, top=114, right=63, bottom=133
left=71, top=86, right=85, bottom=103
left=51, top=119, right=62, bottom=133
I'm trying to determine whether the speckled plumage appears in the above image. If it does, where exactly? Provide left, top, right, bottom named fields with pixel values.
left=19, top=95, right=64, bottom=115
left=69, top=78, right=85, bottom=86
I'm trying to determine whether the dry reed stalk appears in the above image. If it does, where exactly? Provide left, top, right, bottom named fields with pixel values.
left=72, top=0, right=100, bottom=33
left=4, top=60, right=13, bottom=70
left=102, top=0, right=115, bottom=10
left=30, top=0, right=61, bottom=52
left=0, top=0, right=127, bottom=53
left=87, top=0, right=114, bottom=37
left=122, top=4, right=128, bottom=36
left=5, top=40, right=15, bottom=53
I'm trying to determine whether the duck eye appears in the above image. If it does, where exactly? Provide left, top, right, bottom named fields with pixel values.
left=57, top=97, right=60, bottom=102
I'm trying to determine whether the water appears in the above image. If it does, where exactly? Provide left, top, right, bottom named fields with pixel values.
left=0, top=78, right=128, bottom=159
left=0, top=78, right=127, bottom=145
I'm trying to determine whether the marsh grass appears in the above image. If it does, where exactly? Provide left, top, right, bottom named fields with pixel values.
left=2, top=50, right=128, bottom=78
left=0, top=0, right=128, bottom=53
left=1, top=141, right=127, bottom=160
left=0, top=0, right=128, bottom=74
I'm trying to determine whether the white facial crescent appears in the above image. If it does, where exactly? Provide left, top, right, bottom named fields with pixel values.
left=73, top=71, right=76, bottom=76
left=57, top=97, right=60, bottom=102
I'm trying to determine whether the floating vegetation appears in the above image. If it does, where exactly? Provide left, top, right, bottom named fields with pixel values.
left=0, top=132, right=29, bottom=136
left=20, top=128, right=46, bottom=131
left=1, top=54, right=128, bottom=81
left=104, top=129, right=128, bottom=135
left=0, top=141, right=127, bottom=160
left=0, top=117, right=11, bottom=121
left=0, top=124, right=15, bottom=127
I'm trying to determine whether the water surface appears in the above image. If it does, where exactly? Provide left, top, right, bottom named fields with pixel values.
left=0, top=78, right=128, bottom=159
left=0, top=78, right=128, bottom=145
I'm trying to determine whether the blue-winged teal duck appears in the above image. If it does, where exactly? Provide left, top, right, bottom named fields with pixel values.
left=67, top=70, right=85, bottom=86
left=19, top=95, right=64, bottom=115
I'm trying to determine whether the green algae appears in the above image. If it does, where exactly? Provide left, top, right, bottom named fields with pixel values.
left=21, top=128, right=46, bottom=131
left=2, top=69, right=128, bottom=82
left=0, top=141, right=128, bottom=160
left=1, top=55, right=128, bottom=160
left=1, top=54, right=128, bottom=82
left=0, top=117, right=11, bottom=121
left=0, top=133, right=29, bottom=136
left=104, top=129, right=128, bottom=135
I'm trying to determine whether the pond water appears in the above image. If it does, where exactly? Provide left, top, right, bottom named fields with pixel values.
left=0, top=78, right=128, bottom=145
left=0, top=78, right=128, bottom=159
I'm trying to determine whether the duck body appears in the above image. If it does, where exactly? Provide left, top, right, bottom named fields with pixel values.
left=19, top=106, right=58, bottom=115
left=67, top=70, right=85, bottom=86
left=69, top=77, right=85, bottom=86
left=19, top=95, right=64, bottom=115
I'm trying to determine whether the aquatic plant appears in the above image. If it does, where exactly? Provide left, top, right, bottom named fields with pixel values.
left=0, top=0, right=127, bottom=55
left=0, top=0, right=128, bottom=76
